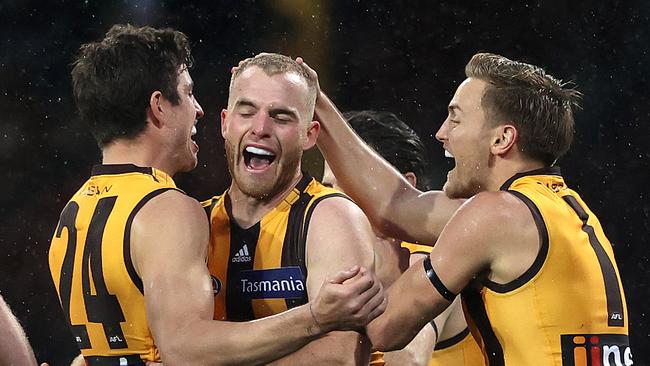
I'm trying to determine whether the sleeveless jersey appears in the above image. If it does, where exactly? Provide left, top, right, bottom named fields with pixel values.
left=202, top=173, right=346, bottom=320
left=462, top=167, right=631, bottom=366
left=429, top=328, right=484, bottom=366
left=401, top=242, right=483, bottom=366
left=49, top=164, right=180, bottom=366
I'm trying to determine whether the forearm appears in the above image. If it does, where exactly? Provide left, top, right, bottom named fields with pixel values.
left=163, top=304, right=322, bottom=366
left=382, top=324, right=435, bottom=366
left=314, top=92, right=416, bottom=237
left=268, top=331, right=370, bottom=366
left=367, top=263, right=443, bottom=352
left=0, top=299, right=37, bottom=366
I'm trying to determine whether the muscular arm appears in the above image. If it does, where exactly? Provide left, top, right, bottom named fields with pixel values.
left=313, top=91, right=463, bottom=243
left=382, top=253, right=437, bottom=366
left=0, top=295, right=38, bottom=366
left=133, top=191, right=385, bottom=365
left=269, top=197, right=377, bottom=365
left=367, top=192, right=538, bottom=351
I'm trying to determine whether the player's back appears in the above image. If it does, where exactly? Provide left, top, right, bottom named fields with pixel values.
left=49, top=164, right=180, bottom=365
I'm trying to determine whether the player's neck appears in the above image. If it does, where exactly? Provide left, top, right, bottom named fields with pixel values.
left=101, top=139, right=177, bottom=177
left=491, top=156, right=546, bottom=191
left=227, top=171, right=303, bottom=229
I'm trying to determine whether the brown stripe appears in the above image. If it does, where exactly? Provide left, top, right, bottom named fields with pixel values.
left=562, top=195, right=625, bottom=327
left=123, top=188, right=180, bottom=294
left=434, top=327, right=470, bottom=350
left=462, top=288, right=504, bottom=366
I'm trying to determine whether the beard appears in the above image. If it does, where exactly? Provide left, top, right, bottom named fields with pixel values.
left=224, top=139, right=302, bottom=201
left=443, top=167, right=485, bottom=199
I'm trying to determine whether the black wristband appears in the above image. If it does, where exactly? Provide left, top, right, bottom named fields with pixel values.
left=423, top=256, right=456, bottom=302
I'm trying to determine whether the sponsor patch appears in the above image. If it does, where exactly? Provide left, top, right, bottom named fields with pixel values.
left=561, top=334, right=633, bottom=366
left=238, top=267, right=306, bottom=299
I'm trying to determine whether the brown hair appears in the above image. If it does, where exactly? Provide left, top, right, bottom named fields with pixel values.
left=72, top=24, right=192, bottom=148
left=465, top=53, right=582, bottom=165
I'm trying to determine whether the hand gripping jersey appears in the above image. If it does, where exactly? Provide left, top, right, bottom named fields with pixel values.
left=202, top=173, right=346, bottom=320
left=49, top=164, right=181, bottom=365
left=463, top=167, right=631, bottom=366
left=401, top=243, right=484, bottom=366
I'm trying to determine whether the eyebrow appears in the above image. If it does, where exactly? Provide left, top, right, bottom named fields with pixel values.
left=234, top=98, right=300, bottom=120
left=448, top=103, right=462, bottom=113
left=234, top=98, right=258, bottom=109
left=268, top=106, right=299, bottom=120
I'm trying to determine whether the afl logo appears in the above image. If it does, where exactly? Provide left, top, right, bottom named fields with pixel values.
left=210, top=275, right=222, bottom=296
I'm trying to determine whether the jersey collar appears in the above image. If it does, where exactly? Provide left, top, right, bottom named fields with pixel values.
left=500, top=166, right=562, bottom=191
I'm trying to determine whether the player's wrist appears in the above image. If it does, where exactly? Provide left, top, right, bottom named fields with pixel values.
left=306, top=300, right=336, bottom=335
left=306, top=302, right=325, bottom=336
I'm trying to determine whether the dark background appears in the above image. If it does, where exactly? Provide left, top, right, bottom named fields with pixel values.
left=1, top=1, right=648, bottom=364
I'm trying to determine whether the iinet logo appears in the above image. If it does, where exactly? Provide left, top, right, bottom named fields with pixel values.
left=561, top=334, right=633, bottom=366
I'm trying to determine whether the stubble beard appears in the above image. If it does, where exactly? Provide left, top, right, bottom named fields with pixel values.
left=443, top=169, right=484, bottom=200
left=224, top=140, right=302, bottom=201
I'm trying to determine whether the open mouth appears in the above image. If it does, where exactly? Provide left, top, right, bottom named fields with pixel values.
left=444, top=149, right=454, bottom=159
left=243, top=146, right=276, bottom=170
left=190, top=124, right=199, bottom=152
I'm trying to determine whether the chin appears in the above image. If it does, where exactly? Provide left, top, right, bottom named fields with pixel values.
left=179, top=158, right=198, bottom=173
left=443, top=183, right=469, bottom=200
left=239, top=182, right=278, bottom=200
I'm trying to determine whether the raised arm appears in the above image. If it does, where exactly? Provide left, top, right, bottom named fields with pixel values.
left=269, top=196, right=379, bottom=365
left=133, top=191, right=386, bottom=365
left=297, top=59, right=462, bottom=244
left=0, top=295, right=38, bottom=366
left=366, top=192, right=534, bottom=351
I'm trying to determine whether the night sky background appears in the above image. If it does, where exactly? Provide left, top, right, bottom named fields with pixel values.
left=1, top=1, right=648, bottom=364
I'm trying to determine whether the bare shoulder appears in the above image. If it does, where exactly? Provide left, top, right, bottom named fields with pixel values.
left=307, top=195, right=374, bottom=240
left=454, top=191, right=533, bottom=229
left=437, top=191, right=536, bottom=258
left=131, top=190, right=209, bottom=266
left=308, top=195, right=367, bottom=223
left=133, top=189, right=208, bottom=233
left=305, top=195, right=375, bottom=266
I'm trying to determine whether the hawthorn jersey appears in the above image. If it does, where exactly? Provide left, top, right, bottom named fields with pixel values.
left=463, top=167, right=631, bottom=366
left=429, top=328, right=484, bottom=366
left=49, top=164, right=180, bottom=365
left=202, top=173, right=347, bottom=321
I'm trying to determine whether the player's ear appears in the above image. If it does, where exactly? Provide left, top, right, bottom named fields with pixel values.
left=303, top=120, right=320, bottom=150
left=491, top=124, right=517, bottom=156
left=148, top=91, right=165, bottom=128
left=403, top=172, right=417, bottom=188
left=221, top=109, right=228, bottom=138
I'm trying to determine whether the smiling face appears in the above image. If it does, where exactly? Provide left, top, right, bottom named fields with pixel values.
left=435, top=78, right=496, bottom=199
left=222, top=66, right=319, bottom=200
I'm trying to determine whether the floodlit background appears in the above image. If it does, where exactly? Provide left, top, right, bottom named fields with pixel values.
left=1, top=1, right=648, bottom=364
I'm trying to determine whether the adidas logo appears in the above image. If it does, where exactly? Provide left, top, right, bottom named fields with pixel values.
left=232, top=244, right=252, bottom=263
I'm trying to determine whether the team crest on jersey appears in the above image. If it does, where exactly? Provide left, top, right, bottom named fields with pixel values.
left=210, top=275, right=222, bottom=296
left=561, top=334, right=633, bottom=366
left=238, top=267, right=306, bottom=299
